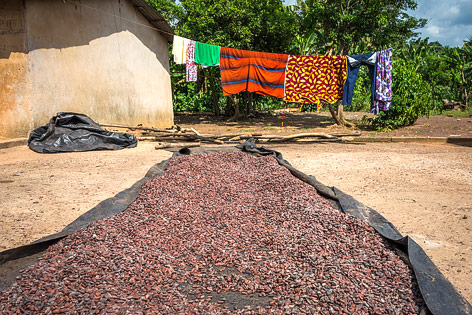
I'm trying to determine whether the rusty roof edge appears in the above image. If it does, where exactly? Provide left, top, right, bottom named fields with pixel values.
left=128, top=0, right=174, bottom=42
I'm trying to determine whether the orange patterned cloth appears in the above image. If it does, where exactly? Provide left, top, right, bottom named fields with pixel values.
left=284, top=55, right=347, bottom=110
left=220, top=47, right=289, bottom=98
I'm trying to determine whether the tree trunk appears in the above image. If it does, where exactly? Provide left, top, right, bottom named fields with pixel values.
left=337, top=103, right=344, bottom=122
left=227, top=95, right=240, bottom=122
left=247, top=92, right=254, bottom=115
left=196, top=67, right=205, bottom=93
left=243, top=92, right=249, bottom=114
left=461, top=70, right=469, bottom=108
left=464, top=87, right=469, bottom=108
left=206, top=69, right=221, bottom=115
left=250, top=93, right=256, bottom=113
left=328, top=101, right=354, bottom=127
left=328, top=102, right=343, bottom=125
left=226, top=96, right=232, bottom=116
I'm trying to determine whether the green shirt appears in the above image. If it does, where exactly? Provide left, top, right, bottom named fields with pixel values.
left=195, top=42, right=221, bottom=66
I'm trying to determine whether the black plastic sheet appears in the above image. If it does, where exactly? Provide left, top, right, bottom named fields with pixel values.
left=28, top=112, right=137, bottom=153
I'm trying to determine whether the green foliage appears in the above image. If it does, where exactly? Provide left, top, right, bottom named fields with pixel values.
left=440, top=41, right=472, bottom=106
left=433, top=85, right=457, bottom=111
left=254, top=96, right=286, bottom=112
left=145, top=0, right=470, bottom=124
left=365, top=37, right=472, bottom=130
left=296, top=0, right=427, bottom=55
left=160, top=0, right=299, bottom=115
left=292, top=30, right=327, bottom=56
left=145, top=0, right=185, bottom=27
left=347, top=67, right=373, bottom=112
left=367, top=57, right=432, bottom=131
left=171, top=66, right=227, bottom=113
left=287, top=0, right=428, bottom=123
left=173, top=83, right=212, bottom=112
left=178, top=0, right=297, bottom=53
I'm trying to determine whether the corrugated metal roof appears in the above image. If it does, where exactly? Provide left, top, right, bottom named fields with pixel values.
left=128, top=0, right=174, bottom=42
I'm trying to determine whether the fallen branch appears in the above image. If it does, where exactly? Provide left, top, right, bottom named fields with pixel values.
left=330, top=132, right=361, bottom=137
left=267, top=133, right=338, bottom=141
left=138, top=136, right=196, bottom=141
left=139, top=134, right=224, bottom=144
left=189, top=128, right=201, bottom=136
left=249, top=133, right=361, bottom=142
left=155, top=142, right=201, bottom=150
left=100, top=123, right=178, bottom=133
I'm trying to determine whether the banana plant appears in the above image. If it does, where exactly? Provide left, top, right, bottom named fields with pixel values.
left=441, top=43, right=472, bottom=107
left=397, top=38, right=437, bottom=72
left=293, top=29, right=329, bottom=56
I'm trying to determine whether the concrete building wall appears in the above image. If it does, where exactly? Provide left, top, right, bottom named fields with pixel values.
left=0, top=0, right=173, bottom=139
left=0, top=0, right=32, bottom=138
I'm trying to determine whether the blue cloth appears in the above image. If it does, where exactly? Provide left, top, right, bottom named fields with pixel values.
left=342, top=52, right=377, bottom=106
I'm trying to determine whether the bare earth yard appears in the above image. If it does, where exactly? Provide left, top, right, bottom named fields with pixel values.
left=0, top=112, right=471, bottom=304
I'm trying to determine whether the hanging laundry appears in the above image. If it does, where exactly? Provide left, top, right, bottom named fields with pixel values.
left=195, top=42, right=221, bottom=66
left=186, top=40, right=197, bottom=82
left=172, top=35, right=190, bottom=64
left=373, top=48, right=393, bottom=114
left=342, top=52, right=377, bottom=106
left=220, top=47, right=289, bottom=98
left=284, top=55, right=347, bottom=110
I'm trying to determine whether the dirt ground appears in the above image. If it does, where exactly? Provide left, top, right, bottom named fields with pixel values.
left=172, top=111, right=472, bottom=138
left=0, top=144, right=173, bottom=250
left=1, top=112, right=471, bottom=304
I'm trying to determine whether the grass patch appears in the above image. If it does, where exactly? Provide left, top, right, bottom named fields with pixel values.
left=263, top=126, right=277, bottom=130
left=436, top=109, right=472, bottom=118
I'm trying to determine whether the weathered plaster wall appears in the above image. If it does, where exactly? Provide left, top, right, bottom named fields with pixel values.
left=0, top=0, right=32, bottom=138
left=0, top=0, right=173, bottom=138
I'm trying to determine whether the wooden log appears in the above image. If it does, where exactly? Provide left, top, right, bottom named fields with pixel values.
left=155, top=142, right=201, bottom=150
left=139, top=134, right=224, bottom=144
left=141, top=133, right=193, bottom=138
left=246, top=134, right=337, bottom=141
left=331, top=132, right=361, bottom=137
left=100, top=123, right=178, bottom=133
left=189, top=127, right=201, bottom=136
left=272, top=132, right=338, bottom=141
left=228, top=136, right=241, bottom=141
left=245, top=132, right=360, bottom=142
left=138, top=136, right=198, bottom=141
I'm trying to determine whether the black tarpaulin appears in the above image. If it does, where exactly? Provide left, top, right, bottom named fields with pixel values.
left=28, top=112, right=137, bottom=153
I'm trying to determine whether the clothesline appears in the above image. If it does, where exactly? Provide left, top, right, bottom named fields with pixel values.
left=173, top=35, right=392, bottom=114
left=60, top=0, right=390, bottom=113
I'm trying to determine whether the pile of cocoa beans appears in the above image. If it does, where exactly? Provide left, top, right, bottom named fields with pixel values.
left=0, top=151, right=424, bottom=314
